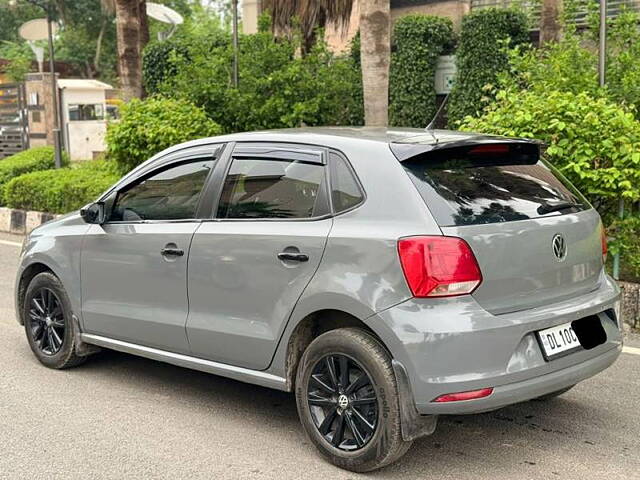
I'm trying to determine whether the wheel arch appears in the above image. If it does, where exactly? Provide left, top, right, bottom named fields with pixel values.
left=283, top=308, right=392, bottom=391
left=16, top=262, right=58, bottom=325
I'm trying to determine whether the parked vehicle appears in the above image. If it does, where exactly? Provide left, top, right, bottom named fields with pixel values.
left=15, top=128, right=622, bottom=472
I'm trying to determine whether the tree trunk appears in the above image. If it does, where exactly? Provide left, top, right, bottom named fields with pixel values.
left=138, top=0, right=149, bottom=97
left=359, top=0, right=390, bottom=126
left=114, top=0, right=149, bottom=101
left=540, top=0, right=563, bottom=45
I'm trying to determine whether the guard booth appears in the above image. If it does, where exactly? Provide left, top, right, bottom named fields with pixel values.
left=58, top=79, right=113, bottom=160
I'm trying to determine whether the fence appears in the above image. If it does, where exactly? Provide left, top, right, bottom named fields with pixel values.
left=0, top=82, right=28, bottom=160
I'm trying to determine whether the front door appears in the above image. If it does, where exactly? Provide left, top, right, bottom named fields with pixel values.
left=81, top=157, right=217, bottom=354
left=186, top=144, right=332, bottom=369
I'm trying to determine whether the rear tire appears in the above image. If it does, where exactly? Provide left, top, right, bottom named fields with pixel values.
left=23, top=272, right=86, bottom=369
left=295, top=328, right=412, bottom=472
left=534, top=385, right=575, bottom=401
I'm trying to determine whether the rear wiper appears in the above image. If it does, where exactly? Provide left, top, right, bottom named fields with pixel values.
left=537, top=201, right=582, bottom=215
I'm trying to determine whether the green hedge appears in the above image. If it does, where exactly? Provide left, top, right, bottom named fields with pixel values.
left=447, top=8, right=529, bottom=125
left=3, top=160, right=120, bottom=214
left=106, top=97, right=222, bottom=173
left=0, top=146, right=69, bottom=205
left=390, top=15, right=454, bottom=127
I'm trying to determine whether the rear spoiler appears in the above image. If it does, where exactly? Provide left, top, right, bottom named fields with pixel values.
left=389, top=136, right=543, bottom=162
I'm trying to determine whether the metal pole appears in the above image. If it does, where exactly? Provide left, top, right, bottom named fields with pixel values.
left=599, top=0, right=606, bottom=87
left=232, top=0, right=239, bottom=88
left=613, top=197, right=624, bottom=280
left=46, top=6, right=62, bottom=168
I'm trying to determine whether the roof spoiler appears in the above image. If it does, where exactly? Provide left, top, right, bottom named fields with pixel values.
left=389, top=136, right=543, bottom=162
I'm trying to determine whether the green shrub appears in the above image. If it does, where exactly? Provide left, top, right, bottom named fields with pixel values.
left=155, top=31, right=364, bottom=132
left=106, top=97, right=222, bottom=173
left=447, top=8, right=529, bottom=125
left=3, top=160, right=120, bottom=214
left=142, top=39, right=190, bottom=95
left=389, top=15, right=454, bottom=127
left=0, top=146, right=69, bottom=205
left=459, top=89, right=640, bottom=208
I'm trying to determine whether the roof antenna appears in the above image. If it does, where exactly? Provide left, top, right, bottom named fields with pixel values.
left=425, top=93, right=450, bottom=143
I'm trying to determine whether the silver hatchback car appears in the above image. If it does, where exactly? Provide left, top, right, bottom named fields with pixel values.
left=16, top=128, right=622, bottom=472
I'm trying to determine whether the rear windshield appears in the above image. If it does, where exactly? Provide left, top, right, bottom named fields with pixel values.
left=402, top=143, right=589, bottom=227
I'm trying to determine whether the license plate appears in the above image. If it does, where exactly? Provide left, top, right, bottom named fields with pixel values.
left=537, top=321, right=582, bottom=360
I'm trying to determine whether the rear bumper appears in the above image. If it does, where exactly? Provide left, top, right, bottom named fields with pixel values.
left=369, top=271, right=622, bottom=416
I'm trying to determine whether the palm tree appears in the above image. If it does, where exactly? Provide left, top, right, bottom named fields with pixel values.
left=109, top=0, right=148, bottom=100
left=265, top=0, right=391, bottom=126
left=540, top=0, right=562, bottom=45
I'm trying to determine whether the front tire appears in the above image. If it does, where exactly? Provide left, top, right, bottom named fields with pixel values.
left=23, top=272, right=85, bottom=369
left=295, top=328, right=412, bottom=472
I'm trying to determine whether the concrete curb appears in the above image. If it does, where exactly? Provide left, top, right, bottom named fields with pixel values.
left=0, top=207, right=59, bottom=235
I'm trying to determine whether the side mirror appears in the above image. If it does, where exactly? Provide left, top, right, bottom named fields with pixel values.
left=80, top=202, right=105, bottom=224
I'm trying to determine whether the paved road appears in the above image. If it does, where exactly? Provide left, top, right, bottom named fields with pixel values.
left=0, top=234, right=638, bottom=480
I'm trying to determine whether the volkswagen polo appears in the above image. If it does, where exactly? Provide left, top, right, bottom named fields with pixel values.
left=15, top=128, right=622, bottom=472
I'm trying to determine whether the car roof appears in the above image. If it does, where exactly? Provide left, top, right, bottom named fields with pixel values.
left=142, top=127, right=542, bottom=169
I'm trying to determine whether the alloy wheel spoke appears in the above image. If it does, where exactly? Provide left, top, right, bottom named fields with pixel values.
left=50, top=305, right=63, bottom=319
left=31, top=298, right=45, bottom=315
left=345, top=372, right=368, bottom=395
left=308, top=395, right=336, bottom=407
left=50, top=327, right=63, bottom=350
left=318, top=407, right=337, bottom=435
left=331, top=414, right=346, bottom=447
left=32, top=323, right=44, bottom=340
left=310, top=374, right=335, bottom=395
left=45, top=290, right=54, bottom=313
left=350, top=396, right=376, bottom=407
left=325, top=356, right=339, bottom=389
left=339, top=355, right=349, bottom=389
left=351, top=406, right=376, bottom=434
left=345, top=413, right=365, bottom=447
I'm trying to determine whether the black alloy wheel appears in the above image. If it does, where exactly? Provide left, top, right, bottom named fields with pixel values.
left=307, top=354, right=378, bottom=451
left=28, top=287, right=66, bottom=356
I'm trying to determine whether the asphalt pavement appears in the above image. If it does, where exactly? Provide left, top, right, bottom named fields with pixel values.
left=0, top=233, right=638, bottom=480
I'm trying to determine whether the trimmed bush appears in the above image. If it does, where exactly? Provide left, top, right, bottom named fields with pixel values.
left=142, top=39, right=190, bottom=95
left=3, top=160, right=120, bottom=214
left=447, top=8, right=529, bottom=125
left=106, top=97, right=222, bottom=173
left=389, top=15, right=454, bottom=127
left=0, top=146, right=69, bottom=204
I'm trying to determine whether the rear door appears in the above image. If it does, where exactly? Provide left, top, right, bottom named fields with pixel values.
left=186, top=143, right=332, bottom=369
left=401, top=142, right=604, bottom=315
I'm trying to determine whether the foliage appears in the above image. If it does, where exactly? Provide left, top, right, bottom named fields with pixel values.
left=0, top=0, right=40, bottom=44
left=389, top=15, right=454, bottom=127
left=459, top=90, right=640, bottom=213
left=447, top=8, right=529, bottom=125
left=0, top=147, right=69, bottom=205
left=608, top=215, right=640, bottom=281
left=153, top=31, right=363, bottom=132
left=142, top=39, right=190, bottom=94
left=3, top=160, right=120, bottom=214
left=106, top=97, right=222, bottom=172
left=0, top=41, right=31, bottom=82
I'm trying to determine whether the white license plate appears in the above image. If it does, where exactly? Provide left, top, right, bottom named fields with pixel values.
left=537, top=321, right=582, bottom=359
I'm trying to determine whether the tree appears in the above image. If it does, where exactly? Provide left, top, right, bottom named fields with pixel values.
left=265, top=0, right=391, bottom=126
left=540, top=0, right=562, bottom=45
left=112, top=0, right=148, bottom=100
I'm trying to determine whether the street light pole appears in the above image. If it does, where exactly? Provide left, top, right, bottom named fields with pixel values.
left=45, top=4, right=62, bottom=169
left=232, top=0, right=239, bottom=88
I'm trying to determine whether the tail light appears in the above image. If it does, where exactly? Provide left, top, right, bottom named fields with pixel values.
left=600, top=224, right=608, bottom=264
left=433, top=387, right=494, bottom=403
left=397, top=236, right=482, bottom=298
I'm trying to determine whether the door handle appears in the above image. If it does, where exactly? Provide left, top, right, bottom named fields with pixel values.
left=161, top=247, right=184, bottom=257
left=277, top=252, right=309, bottom=262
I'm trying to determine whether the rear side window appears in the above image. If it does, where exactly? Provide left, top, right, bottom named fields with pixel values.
left=402, top=143, right=589, bottom=227
left=330, top=153, right=364, bottom=213
left=217, top=157, right=326, bottom=219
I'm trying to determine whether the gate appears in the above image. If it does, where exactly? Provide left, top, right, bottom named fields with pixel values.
left=0, top=82, right=29, bottom=159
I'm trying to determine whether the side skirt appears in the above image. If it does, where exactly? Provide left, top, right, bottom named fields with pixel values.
left=81, top=333, right=289, bottom=391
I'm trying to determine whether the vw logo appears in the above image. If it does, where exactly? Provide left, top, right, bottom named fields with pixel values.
left=552, top=234, right=567, bottom=262
left=337, top=394, right=349, bottom=409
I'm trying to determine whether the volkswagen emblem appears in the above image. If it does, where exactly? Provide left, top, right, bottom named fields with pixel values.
left=552, top=234, right=567, bottom=262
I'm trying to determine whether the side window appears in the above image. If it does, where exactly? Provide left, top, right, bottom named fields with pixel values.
left=110, top=160, right=214, bottom=222
left=217, top=157, right=326, bottom=219
left=330, top=153, right=364, bottom=213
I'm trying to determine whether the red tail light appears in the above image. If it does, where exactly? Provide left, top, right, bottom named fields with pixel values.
left=601, top=225, right=608, bottom=263
left=397, top=236, right=483, bottom=298
left=433, top=387, right=494, bottom=403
